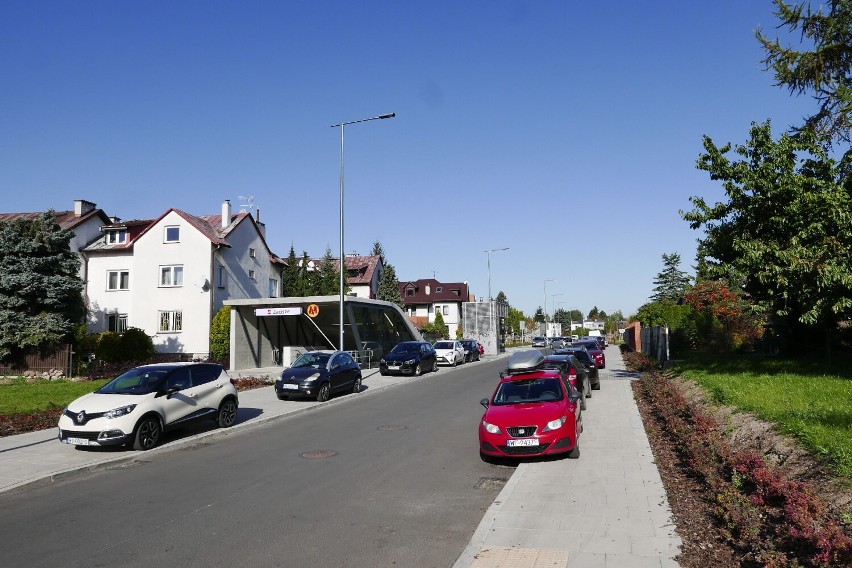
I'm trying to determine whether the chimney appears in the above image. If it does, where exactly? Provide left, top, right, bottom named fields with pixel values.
left=74, top=200, right=96, bottom=217
left=222, top=200, right=231, bottom=228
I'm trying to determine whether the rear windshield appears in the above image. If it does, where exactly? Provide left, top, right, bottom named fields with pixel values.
left=434, top=342, right=453, bottom=349
left=492, top=378, right=563, bottom=405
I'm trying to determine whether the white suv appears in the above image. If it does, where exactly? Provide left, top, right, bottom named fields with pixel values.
left=58, top=362, right=239, bottom=451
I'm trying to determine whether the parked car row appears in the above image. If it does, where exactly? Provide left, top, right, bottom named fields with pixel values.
left=54, top=334, right=492, bottom=453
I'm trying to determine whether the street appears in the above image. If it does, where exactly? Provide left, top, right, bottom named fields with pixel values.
left=0, top=359, right=511, bottom=568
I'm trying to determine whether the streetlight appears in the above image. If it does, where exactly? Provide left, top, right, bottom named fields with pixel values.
left=543, top=279, right=555, bottom=322
left=484, top=247, right=509, bottom=301
left=550, top=293, right=564, bottom=332
left=331, top=112, right=396, bottom=350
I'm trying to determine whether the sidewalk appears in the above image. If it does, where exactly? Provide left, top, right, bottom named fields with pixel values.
left=454, top=347, right=682, bottom=568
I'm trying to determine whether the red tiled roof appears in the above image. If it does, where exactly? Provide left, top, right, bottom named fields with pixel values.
left=398, top=278, right=470, bottom=305
left=0, top=208, right=111, bottom=232
left=309, top=255, right=382, bottom=285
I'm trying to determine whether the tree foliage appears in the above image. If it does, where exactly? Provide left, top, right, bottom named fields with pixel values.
left=210, top=306, right=231, bottom=361
left=650, top=252, right=692, bottom=302
left=377, top=263, right=404, bottom=308
left=0, top=212, right=85, bottom=362
left=757, top=0, right=852, bottom=143
left=316, top=246, right=341, bottom=296
left=682, top=121, right=852, bottom=332
left=533, top=306, right=545, bottom=323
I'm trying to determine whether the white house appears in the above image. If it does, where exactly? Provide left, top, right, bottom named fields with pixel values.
left=398, top=279, right=472, bottom=338
left=84, top=200, right=284, bottom=358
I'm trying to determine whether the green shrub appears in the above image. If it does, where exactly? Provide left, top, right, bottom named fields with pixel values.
left=95, top=332, right=122, bottom=363
left=210, top=306, right=231, bottom=361
left=120, top=328, right=155, bottom=361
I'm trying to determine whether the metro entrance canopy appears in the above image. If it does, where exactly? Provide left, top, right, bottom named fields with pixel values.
left=224, top=296, right=422, bottom=371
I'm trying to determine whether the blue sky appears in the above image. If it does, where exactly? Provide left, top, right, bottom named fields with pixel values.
left=1, top=1, right=816, bottom=319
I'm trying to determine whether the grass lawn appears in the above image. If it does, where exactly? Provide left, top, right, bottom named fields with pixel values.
left=673, top=353, right=852, bottom=480
left=0, top=378, right=109, bottom=415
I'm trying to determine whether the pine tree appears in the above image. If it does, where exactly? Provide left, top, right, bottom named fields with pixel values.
left=377, top=263, right=404, bottom=308
left=650, top=253, right=691, bottom=302
left=317, top=246, right=340, bottom=296
left=282, top=245, right=301, bottom=297
left=0, top=212, right=86, bottom=362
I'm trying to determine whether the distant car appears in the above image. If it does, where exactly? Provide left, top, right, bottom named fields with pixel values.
left=460, top=339, right=481, bottom=363
left=478, top=342, right=485, bottom=356
left=379, top=341, right=437, bottom=376
left=275, top=350, right=362, bottom=402
left=58, top=362, right=239, bottom=451
left=555, top=347, right=600, bottom=390
left=531, top=337, right=548, bottom=348
left=433, top=340, right=465, bottom=366
left=572, top=340, right=606, bottom=369
left=479, top=350, right=582, bottom=460
left=542, top=354, right=591, bottom=410
left=549, top=337, right=565, bottom=350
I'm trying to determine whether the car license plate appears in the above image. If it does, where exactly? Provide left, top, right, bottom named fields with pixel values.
left=65, top=437, right=89, bottom=446
left=389, top=362, right=400, bottom=367
left=280, top=383, right=299, bottom=390
left=507, top=438, right=539, bottom=447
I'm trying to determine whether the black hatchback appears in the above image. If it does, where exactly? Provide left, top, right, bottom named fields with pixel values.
left=379, top=341, right=437, bottom=376
left=275, top=350, right=362, bottom=402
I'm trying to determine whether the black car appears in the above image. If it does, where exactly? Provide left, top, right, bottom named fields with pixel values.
left=379, top=341, right=437, bottom=376
left=554, top=347, right=600, bottom=390
left=275, top=350, right=362, bottom=402
left=459, top=339, right=481, bottom=363
left=542, top=354, right=591, bottom=410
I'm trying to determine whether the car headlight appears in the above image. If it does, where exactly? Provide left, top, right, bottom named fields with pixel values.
left=542, top=416, right=567, bottom=432
left=405, top=359, right=416, bottom=365
left=104, top=404, right=137, bottom=419
left=304, top=373, right=321, bottom=382
left=482, top=420, right=502, bottom=434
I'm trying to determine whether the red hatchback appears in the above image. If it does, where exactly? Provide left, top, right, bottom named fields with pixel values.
left=479, top=369, right=583, bottom=460
left=573, top=340, right=606, bottom=369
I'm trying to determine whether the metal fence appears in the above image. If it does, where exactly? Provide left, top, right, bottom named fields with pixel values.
left=641, top=326, right=669, bottom=363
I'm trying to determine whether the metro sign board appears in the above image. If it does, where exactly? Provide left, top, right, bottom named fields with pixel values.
left=255, top=307, right=303, bottom=317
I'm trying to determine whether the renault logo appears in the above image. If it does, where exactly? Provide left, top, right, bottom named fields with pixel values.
left=76, top=411, right=86, bottom=424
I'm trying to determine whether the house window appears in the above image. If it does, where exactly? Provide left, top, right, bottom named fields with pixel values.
left=107, top=270, right=129, bottom=290
left=249, top=248, right=256, bottom=258
left=406, top=289, right=413, bottom=296
left=107, top=313, right=127, bottom=333
left=268, top=278, right=278, bottom=298
left=164, top=226, right=180, bottom=243
left=160, top=265, right=184, bottom=287
left=248, top=269, right=256, bottom=280
left=158, top=310, right=182, bottom=332
left=217, top=264, right=225, bottom=288
left=443, top=306, right=449, bottom=316
left=106, top=230, right=126, bottom=244
left=436, top=287, right=443, bottom=292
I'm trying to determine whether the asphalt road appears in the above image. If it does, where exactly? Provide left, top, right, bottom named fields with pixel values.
left=0, top=358, right=512, bottom=568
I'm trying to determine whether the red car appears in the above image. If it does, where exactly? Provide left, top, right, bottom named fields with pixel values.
left=478, top=342, right=485, bottom=356
left=573, top=339, right=606, bottom=369
left=479, top=366, right=583, bottom=460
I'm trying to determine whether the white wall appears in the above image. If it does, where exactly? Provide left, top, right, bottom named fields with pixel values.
left=85, top=251, right=134, bottom=331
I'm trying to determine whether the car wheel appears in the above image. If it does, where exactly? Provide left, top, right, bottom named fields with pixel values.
left=132, top=416, right=161, bottom=451
left=414, top=363, right=422, bottom=376
left=451, top=357, right=456, bottom=367
left=277, top=394, right=289, bottom=400
left=352, top=375, right=362, bottom=393
left=432, top=361, right=438, bottom=372
left=317, top=382, right=331, bottom=402
left=380, top=370, right=388, bottom=376
left=216, top=398, right=238, bottom=428
left=568, top=441, right=580, bottom=459
left=592, top=380, right=601, bottom=390
left=479, top=451, right=502, bottom=465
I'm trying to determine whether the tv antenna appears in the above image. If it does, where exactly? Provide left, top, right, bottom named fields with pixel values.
left=239, top=195, right=255, bottom=211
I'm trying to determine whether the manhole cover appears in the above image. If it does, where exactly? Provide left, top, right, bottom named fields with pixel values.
left=474, top=477, right=508, bottom=490
left=300, top=450, right=338, bottom=459
left=377, top=425, right=407, bottom=431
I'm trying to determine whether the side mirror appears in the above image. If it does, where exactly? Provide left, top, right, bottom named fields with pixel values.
left=479, top=398, right=490, bottom=409
left=569, top=390, right=583, bottom=403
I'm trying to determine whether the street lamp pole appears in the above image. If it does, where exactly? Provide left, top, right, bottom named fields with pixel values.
left=550, top=293, right=564, bottom=329
left=331, top=112, right=395, bottom=351
left=484, top=247, right=509, bottom=301
left=543, top=279, right=555, bottom=324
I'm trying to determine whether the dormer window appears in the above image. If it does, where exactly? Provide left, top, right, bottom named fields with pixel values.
left=249, top=248, right=256, bottom=258
left=106, top=230, right=127, bottom=244
left=436, top=287, right=443, bottom=293
left=406, top=289, right=414, bottom=297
